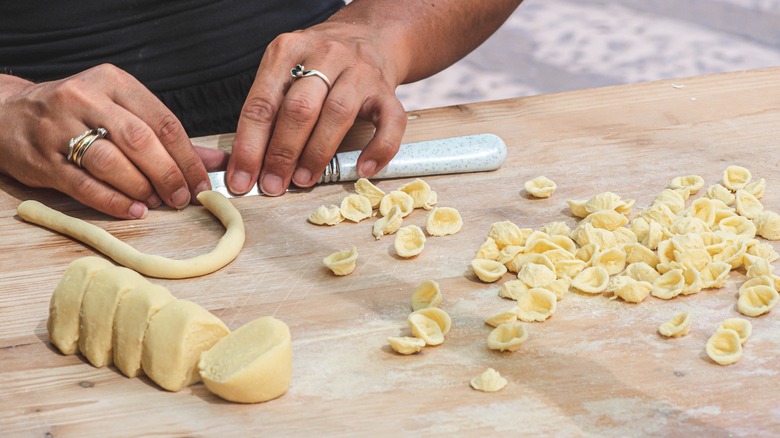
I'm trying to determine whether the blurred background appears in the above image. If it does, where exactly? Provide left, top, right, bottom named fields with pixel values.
left=396, top=0, right=780, bottom=110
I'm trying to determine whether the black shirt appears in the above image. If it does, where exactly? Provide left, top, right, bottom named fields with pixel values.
left=0, top=1, right=345, bottom=136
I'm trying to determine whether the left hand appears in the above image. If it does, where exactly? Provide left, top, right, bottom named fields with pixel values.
left=226, top=21, right=408, bottom=196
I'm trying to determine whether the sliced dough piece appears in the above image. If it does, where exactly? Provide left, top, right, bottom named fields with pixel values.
left=754, top=210, right=780, bottom=240
left=524, top=176, right=556, bottom=198
left=515, top=288, right=556, bottom=322
left=487, top=321, right=528, bottom=352
left=411, top=279, right=442, bottom=311
left=706, top=328, right=743, bottom=366
left=355, top=178, right=385, bottom=208
left=722, top=165, right=751, bottom=191
left=471, top=259, right=508, bottom=283
left=735, top=190, right=763, bottom=219
left=719, top=318, right=752, bottom=344
left=425, top=207, right=463, bottom=236
left=651, top=269, right=685, bottom=300
left=571, top=266, right=610, bottom=294
left=17, top=191, right=245, bottom=279
left=379, top=190, right=414, bottom=217
left=485, top=307, right=518, bottom=327
left=658, top=311, right=691, bottom=338
left=517, top=263, right=556, bottom=288
left=608, top=275, right=652, bottom=303
left=395, top=225, right=426, bottom=258
left=113, top=283, right=176, bottom=378
left=387, top=336, right=426, bottom=355
left=737, top=284, right=779, bottom=317
left=340, top=194, right=373, bottom=222
left=470, top=368, right=508, bottom=392
left=407, top=309, right=450, bottom=346
left=498, top=279, right=530, bottom=300
left=323, top=247, right=358, bottom=276
left=410, top=308, right=451, bottom=337
left=308, top=205, right=344, bottom=226
left=372, top=205, right=403, bottom=239
left=143, top=300, right=230, bottom=392
left=669, top=175, right=704, bottom=194
left=475, top=237, right=501, bottom=261
left=487, top=221, right=528, bottom=248
left=47, top=256, right=114, bottom=355
left=398, top=178, right=432, bottom=209
left=79, top=266, right=149, bottom=367
left=199, top=316, right=292, bottom=403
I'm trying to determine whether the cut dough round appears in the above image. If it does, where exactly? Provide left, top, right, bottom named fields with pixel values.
left=398, top=178, right=433, bottom=209
left=340, top=194, right=373, bottom=223
left=722, top=165, right=751, bottom=191
left=199, top=316, right=292, bottom=404
left=395, top=225, right=426, bottom=258
left=737, top=284, right=779, bottom=317
left=425, top=207, right=463, bottom=236
left=142, top=300, right=230, bottom=392
left=17, top=191, right=245, bottom=279
left=308, top=205, right=344, bottom=226
left=470, top=368, right=508, bottom=392
left=517, top=263, right=556, bottom=288
left=354, top=178, right=385, bottom=208
left=79, top=266, right=149, bottom=368
left=372, top=205, right=403, bottom=239
left=607, top=275, right=652, bottom=303
left=323, top=247, right=358, bottom=276
left=524, top=176, right=557, bottom=198
left=486, top=321, right=528, bottom=352
left=411, top=279, right=442, bottom=311
left=408, top=311, right=447, bottom=346
left=485, top=307, right=518, bottom=327
left=498, top=279, right=530, bottom=300
left=379, top=190, right=414, bottom=217
left=651, top=269, right=685, bottom=300
left=410, top=308, right=451, bottom=337
left=515, top=288, right=557, bottom=322
left=571, top=266, right=610, bottom=294
left=471, top=259, right=508, bottom=283
left=658, top=311, right=691, bottom=338
left=48, top=256, right=114, bottom=355
left=387, top=336, right=426, bottom=355
left=706, top=328, right=743, bottom=366
left=719, top=318, right=752, bottom=344
left=113, top=283, right=176, bottom=378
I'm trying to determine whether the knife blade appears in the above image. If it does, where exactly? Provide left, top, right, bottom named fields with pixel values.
left=208, top=133, right=506, bottom=198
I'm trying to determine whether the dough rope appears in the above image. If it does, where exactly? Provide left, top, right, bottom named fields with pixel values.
left=17, top=191, right=245, bottom=279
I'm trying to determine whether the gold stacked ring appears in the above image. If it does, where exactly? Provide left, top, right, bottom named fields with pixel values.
left=67, top=128, right=108, bottom=168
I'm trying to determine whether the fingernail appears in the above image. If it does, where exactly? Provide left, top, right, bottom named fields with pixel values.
left=260, top=173, right=284, bottom=196
left=229, top=171, right=252, bottom=194
left=195, top=180, right=210, bottom=194
left=171, top=187, right=190, bottom=209
left=146, top=193, right=162, bottom=208
left=292, top=167, right=312, bottom=187
left=129, top=201, right=148, bottom=219
left=359, top=160, right=377, bottom=178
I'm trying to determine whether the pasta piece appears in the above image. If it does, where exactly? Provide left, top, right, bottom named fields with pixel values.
left=485, top=307, right=518, bottom=327
left=722, top=165, right=752, bottom=191
left=394, top=225, right=426, bottom=258
left=408, top=308, right=451, bottom=346
left=387, top=336, right=426, bottom=355
left=505, top=253, right=555, bottom=275
left=487, top=221, right=528, bottom=248
left=734, top=190, right=763, bottom=219
left=737, top=284, right=779, bottom=317
left=658, top=311, right=691, bottom=337
left=498, top=280, right=530, bottom=300
left=575, top=243, right=600, bottom=264
left=470, top=368, right=508, bottom=392
left=706, top=329, right=743, bottom=366
left=746, top=240, right=780, bottom=262
left=612, top=227, right=638, bottom=246
left=423, top=190, right=438, bottom=210
left=651, top=269, right=685, bottom=300
left=411, top=279, right=443, bottom=311
left=517, top=263, right=556, bottom=288
left=471, top=259, right=508, bottom=283
left=719, top=318, right=752, bottom=345
left=554, top=259, right=587, bottom=279
left=398, top=178, right=432, bottom=209
left=744, top=178, right=766, bottom=199
left=542, top=221, right=571, bottom=237
left=323, top=247, right=358, bottom=276
left=679, top=266, right=703, bottom=296
left=591, top=247, right=626, bottom=275
left=524, top=176, right=557, bottom=198
left=567, top=199, right=589, bottom=218
left=308, top=205, right=344, bottom=226
left=700, top=262, right=731, bottom=289
left=739, top=275, right=774, bottom=294
left=653, top=189, right=687, bottom=214
left=623, top=262, right=660, bottom=284
left=582, top=210, right=628, bottom=231
left=379, top=190, right=414, bottom=217
left=584, top=192, right=625, bottom=214
left=355, top=178, right=385, bottom=208
left=372, top=205, right=403, bottom=239
left=669, top=175, right=704, bottom=194
left=486, top=322, right=528, bottom=352
left=746, top=257, right=774, bottom=278
left=571, top=266, right=610, bottom=294
left=475, top=237, right=501, bottom=261
left=515, top=288, right=557, bottom=322
left=547, top=277, right=571, bottom=300
left=426, top=207, right=463, bottom=236
left=717, top=216, right=756, bottom=240
left=340, top=194, right=373, bottom=223
left=607, top=275, right=652, bottom=303
left=754, top=211, right=780, bottom=240
left=705, top=184, right=735, bottom=206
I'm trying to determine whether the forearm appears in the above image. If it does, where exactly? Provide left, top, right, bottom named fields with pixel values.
left=327, top=0, right=524, bottom=84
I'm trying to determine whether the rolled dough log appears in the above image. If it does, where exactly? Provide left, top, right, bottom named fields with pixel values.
left=113, top=283, right=176, bottom=378
left=47, top=256, right=114, bottom=355
left=79, top=266, right=149, bottom=367
left=142, top=300, right=229, bottom=392
left=16, top=191, right=245, bottom=279
left=199, top=316, right=292, bottom=403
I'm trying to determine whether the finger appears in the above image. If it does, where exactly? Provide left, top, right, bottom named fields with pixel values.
left=56, top=162, right=149, bottom=220
left=78, top=138, right=161, bottom=207
left=292, top=76, right=360, bottom=188
left=259, top=70, right=332, bottom=195
left=356, top=95, right=407, bottom=178
left=193, top=146, right=230, bottom=172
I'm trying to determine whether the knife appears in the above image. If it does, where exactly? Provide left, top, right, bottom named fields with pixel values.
left=208, top=133, right=507, bottom=198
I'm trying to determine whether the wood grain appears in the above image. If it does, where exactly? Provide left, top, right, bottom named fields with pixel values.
left=2, top=68, right=780, bottom=437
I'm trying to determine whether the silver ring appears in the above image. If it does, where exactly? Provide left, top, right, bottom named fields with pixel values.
left=290, top=64, right=332, bottom=90
left=67, top=127, right=108, bottom=168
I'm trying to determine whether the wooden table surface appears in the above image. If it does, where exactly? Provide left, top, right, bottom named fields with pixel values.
left=2, top=68, right=780, bottom=437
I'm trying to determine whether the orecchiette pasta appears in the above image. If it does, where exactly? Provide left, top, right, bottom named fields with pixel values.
left=394, top=225, right=426, bottom=258
left=475, top=237, right=501, bottom=261
left=486, top=321, right=528, bottom=352
left=498, top=280, right=530, bottom=300
left=744, top=178, right=766, bottom=199
left=524, top=176, right=557, bottom=198
left=719, top=318, right=751, bottom=344
left=722, top=165, right=752, bottom=191
left=607, top=275, right=653, bottom=303
left=669, top=175, right=704, bottom=194
left=591, top=247, right=627, bottom=275
left=488, top=221, right=529, bottom=249
left=379, top=190, right=415, bottom=217
left=515, top=287, right=557, bottom=322
left=485, top=307, right=518, bottom=327
left=372, top=205, right=403, bottom=239
left=735, top=190, right=763, bottom=219
left=387, top=336, right=426, bottom=355
left=426, top=207, right=463, bottom=237
left=408, top=308, right=451, bottom=346
left=651, top=269, right=686, bottom=300
left=571, top=266, right=610, bottom=294
left=308, top=205, right=344, bottom=226
left=323, top=247, right=358, bottom=276
left=706, top=328, right=743, bottom=365
left=658, top=311, right=691, bottom=337
left=622, top=262, right=661, bottom=284
left=516, top=263, right=556, bottom=288
left=398, top=178, right=433, bottom=209
left=737, top=284, right=779, bottom=317
left=699, top=262, right=731, bottom=289
left=411, top=279, right=443, bottom=311
left=340, top=194, right=373, bottom=222
left=354, top=178, right=385, bottom=208
left=705, top=184, right=735, bottom=206
left=754, top=210, right=780, bottom=240
left=471, top=259, right=508, bottom=283
left=470, top=368, right=508, bottom=392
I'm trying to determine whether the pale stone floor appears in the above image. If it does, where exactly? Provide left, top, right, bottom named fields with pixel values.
left=397, top=0, right=780, bottom=110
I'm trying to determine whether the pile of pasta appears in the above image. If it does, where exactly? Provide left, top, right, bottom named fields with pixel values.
left=471, top=165, right=779, bottom=365
left=309, top=178, right=464, bottom=274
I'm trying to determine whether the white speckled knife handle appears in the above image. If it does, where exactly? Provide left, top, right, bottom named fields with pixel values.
left=317, top=133, right=506, bottom=183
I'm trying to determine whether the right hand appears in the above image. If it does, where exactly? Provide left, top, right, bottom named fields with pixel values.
left=0, top=64, right=226, bottom=219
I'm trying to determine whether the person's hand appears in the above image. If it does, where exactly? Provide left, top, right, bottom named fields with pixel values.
left=227, top=21, right=408, bottom=196
left=0, top=64, right=226, bottom=219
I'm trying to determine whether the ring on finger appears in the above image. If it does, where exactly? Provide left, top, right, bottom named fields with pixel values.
left=67, top=128, right=108, bottom=168
left=290, top=64, right=332, bottom=90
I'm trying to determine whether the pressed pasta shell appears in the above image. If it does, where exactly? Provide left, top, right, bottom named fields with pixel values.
left=719, top=318, right=751, bottom=344
left=411, top=279, right=442, bottom=311
left=386, top=336, right=425, bottom=355
left=426, top=207, right=463, bottom=236
left=322, top=247, right=358, bottom=276
left=524, top=176, right=557, bottom=198
left=706, top=328, right=743, bottom=365
left=379, top=191, right=414, bottom=217
left=394, top=225, right=426, bottom=258
left=658, top=311, right=691, bottom=337
left=515, top=287, right=557, bottom=322
left=354, top=178, right=385, bottom=208
left=571, top=266, right=610, bottom=294
left=339, top=194, right=373, bottom=223
left=471, top=259, right=508, bottom=283
left=486, top=321, right=528, bottom=352
left=470, top=368, right=508, bottom=392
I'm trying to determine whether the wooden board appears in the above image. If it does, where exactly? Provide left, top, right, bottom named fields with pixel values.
left=2, top=68, right=780, bottom=436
